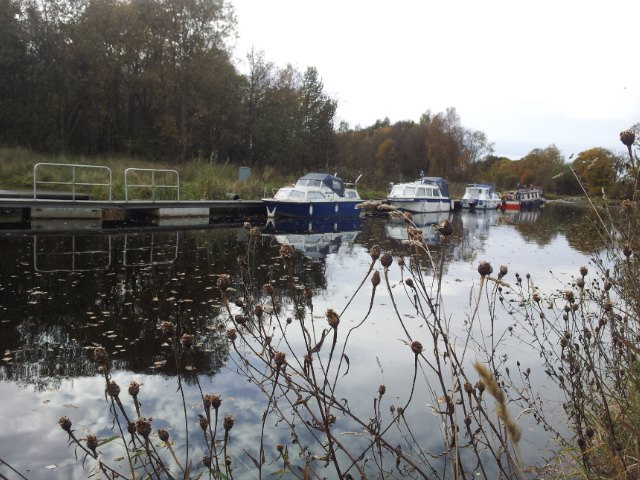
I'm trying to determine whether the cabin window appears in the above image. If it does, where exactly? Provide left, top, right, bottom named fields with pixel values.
left=417, top=187, right=426, bottom=197
left=404, top=187, right=417, bottom=196
left=307, top=191, right=325, bottom=200
left=289, top=190, right=305, bottom=200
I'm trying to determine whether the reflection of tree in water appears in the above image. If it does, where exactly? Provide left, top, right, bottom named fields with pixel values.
left=0, top=230, right=273, bottom=388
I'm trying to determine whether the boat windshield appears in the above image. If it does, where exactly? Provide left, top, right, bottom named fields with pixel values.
left=391, top=186, right=417, bottom=197
left=296, top=179, right=324, bottom=189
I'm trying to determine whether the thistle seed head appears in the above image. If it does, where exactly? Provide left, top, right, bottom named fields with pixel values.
left=217, top=274, right=231, bottom=291
left=380, top=252, right=393, bottom=269
left=158, top=429, right=169, bottom=442
left=94, top=346, right=108, bottom=365
left=274, top=351, right=286, bottom=367
left=620, top=129, right=635, bottom=147
left=226, top=328, right=237, bottom=342
left=378, top=384, right=386, bottom=396
left=263, top=283, right=275, bottom=295
left=371, top=270, right=380, bottom=287
left=128, top=381, right=140, bottom=398
left=326, top=309, right=340, bottom=329
left=86, top=434, right=98, bottom=454
left=499, top=265, right=508, bottom=278
left=477, top=261, right=493, bottom=277
left=410, top=341, right=423, bottom=355
left=135, top=417, right=152, bottom=439
left=223, top=415, right=234, bottom=431
left=181, top=333, right=194, bottom=348
left=369, top=244, right=381, bottom=261
left=199, top=415, right=209, bottom=431
left=107, top=380, right=120, bottom=398
left=254, top=304, right=263, bottom=318
left=58, top=416, right=72, bottom=432
left=580, top=266, right=588, bottom=277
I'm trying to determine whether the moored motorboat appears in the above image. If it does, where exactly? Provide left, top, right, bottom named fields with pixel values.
left=460, top=183, right=501, bottom=210
left=386, top=177, right=453, bottom=213
left=263, top=172, right=363, bottom=218
left=499, top=188, right=543, bottom=211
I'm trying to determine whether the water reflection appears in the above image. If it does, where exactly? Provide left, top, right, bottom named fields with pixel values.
left=0, top=205, right=608, bottom=478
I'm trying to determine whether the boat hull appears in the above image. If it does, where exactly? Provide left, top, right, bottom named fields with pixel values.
left=387, top=198, right=451, bottom=213
left=264, top=200, right=363, bottom=218
left=461, top=199, right=501, bottom=210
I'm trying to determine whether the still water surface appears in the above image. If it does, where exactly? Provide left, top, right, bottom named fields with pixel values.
left=0, top=205, right=599, bottom=478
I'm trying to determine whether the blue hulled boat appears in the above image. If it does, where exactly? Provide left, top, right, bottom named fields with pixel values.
left=263, top=173, right=363, bottom=219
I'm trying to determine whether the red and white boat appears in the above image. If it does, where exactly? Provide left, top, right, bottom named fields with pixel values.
left=499, top=189, right=543, bottom=211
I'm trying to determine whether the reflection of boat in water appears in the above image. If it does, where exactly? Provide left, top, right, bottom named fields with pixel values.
left=459, top=209, right=500, bottom=235
left=498, top=208, right=541, bottom=224
left=385, top=211, right=451, bottom=245
left=266, top=217, right=361, bottom=259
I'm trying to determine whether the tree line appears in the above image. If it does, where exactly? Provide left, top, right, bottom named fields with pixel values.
left=0, top=0, right=635, bottom=195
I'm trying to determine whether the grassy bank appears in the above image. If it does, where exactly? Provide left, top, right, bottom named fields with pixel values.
left=0, top=147, right=389, bottom=201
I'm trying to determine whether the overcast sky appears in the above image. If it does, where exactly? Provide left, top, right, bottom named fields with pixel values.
left=231, top=0, right=639, bottom=159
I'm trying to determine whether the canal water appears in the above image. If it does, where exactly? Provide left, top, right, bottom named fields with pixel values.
left=0, top=204, right=599, bottom=479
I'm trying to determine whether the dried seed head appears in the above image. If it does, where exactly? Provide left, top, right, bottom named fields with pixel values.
left=564, top=290, right=575, bottom=303
left=203, top=456, right=211, bottom=467
left=128, top=381, right=140, bottom=398
left=279, top=244, right=294, bottom=259
left=127, top=421, right=136, bottom=434
left=532, top=292, right=541, bottom=303
left=370, top=244, right=381, bottom=261
left=410, top=341, right=423, bottom=355
left=58, top=416, right=72, bottom=432
left=181, top=334, right=194, bottom=348
left=580, top=266, right=588, bottom=277
left=477, top=261, right=493, bottom=277
left=158, top=429, right=169, bottom=442
left=576, top=277, right=585, bottom=289
left=378, top=384, right=386, bottom=396
left=235, top=314, right=247, bottom=325
left=499, top=265, right=508, bottom=278
left=405, top=278, right=414, bottom=289
left=274, top=351, right=286, bottom=367
left=254, top=304, right=264, bottom=318
left=435, top=219, right=453, bottom=236
left=263, top=283, right=274, bottom=295
left=210, top=395, right=222, bottom=410
left=463, top=381, right=474, bottom=395
left=326, top=309, right=340, bottom=329
left=226, top=328, right=237, bottom=342
left=86, top=434, right=98, bottom=454
left=604, top=280, right=612, bottom=291
left=475, top=380, right=486, bottom=394
left=199, top=415, right=209, bottom=431
left=380, top=252, right=393, bottom=269
left=223, top=415, right=234, bottom=431
left=217, top=274, right=231, bottom=291
left=623, top=244, right=632, bottom=258
left=371, top=270, right=380, bottom=287
left=276, top=444, right=284, bottom=453
left=620, top=128, right=636, bottom=147
left=464, top=416, right=472, bottom=426
left=396, top=256, right=405, bottom=268
left=160, top=321, right=174, bottom=334
left=107, top=380, right=120, bottom=398
left=94, top=346, right=108, bottom=365
left=135, top=417, right=152, bottom=439
left=560, top=337, right=568, bottom=349
left=603, top=300, right=613, bottom=312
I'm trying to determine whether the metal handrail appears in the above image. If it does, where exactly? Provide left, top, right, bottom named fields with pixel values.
left=33, top=163, right=112, bottom=201
left=124, top=168, right=180, bottom=202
